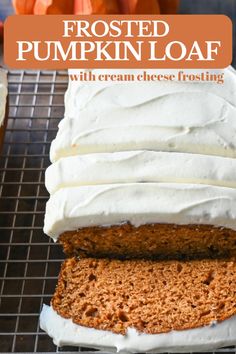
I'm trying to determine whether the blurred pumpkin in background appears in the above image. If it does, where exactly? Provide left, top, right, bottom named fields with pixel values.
left=12, top=0, right=179, bottom=14
left=12, top=0, right=36, bottom=14
left=118, top=0, right=160, bottom=14
left=13, top=0, right=74, bottom=14
left=74, top=0, right=120, bottom=14
left=34, top=0, right=74, bottom=14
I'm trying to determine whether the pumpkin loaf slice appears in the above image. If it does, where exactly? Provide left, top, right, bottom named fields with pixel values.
left=44, top=182, right=236, bottom=260
left=40, top=257, right=236, bottom=352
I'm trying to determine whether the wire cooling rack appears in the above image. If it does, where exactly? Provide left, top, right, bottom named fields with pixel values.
left=0, top=70, right=236, bottom=354
left=0, top=70, right=87, bottom=353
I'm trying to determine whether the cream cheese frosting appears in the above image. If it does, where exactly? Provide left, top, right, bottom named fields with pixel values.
left=45, top=151, right=236, bottom=194
left=45, top=67, right=236, bottom=238
left=50, top=89, right=236, bottom=161
left=65, top=67, right=236, bottom=117
left=49, top=67, right=236, bottom=162
left=44, top=183, right=236, bottom=240
left=0, top=69, right=7, bottom=126
left=40, top=305, right=236, bottom=353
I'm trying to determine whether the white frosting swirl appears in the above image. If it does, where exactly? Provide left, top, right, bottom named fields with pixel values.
left=44, top=183, right=236, bottom=240
left=45, top=151, right=236, bottom=194
left=40, top=305, right=236, bottom=353
left=0, top=69, right=7, bottom=126
left=65, top=67, right=236, bottom=117
left=50, top=89, right=236, bottom=161
left=48, top=67, right=236, bottom=162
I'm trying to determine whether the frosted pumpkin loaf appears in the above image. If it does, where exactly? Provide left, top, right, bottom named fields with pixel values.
left=44, top=67, right=236, bottom=259
left=40, top=257, right=236, bottom=352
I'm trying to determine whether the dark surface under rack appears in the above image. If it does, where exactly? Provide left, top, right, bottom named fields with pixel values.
left=0, top=70, right=236, bottom=354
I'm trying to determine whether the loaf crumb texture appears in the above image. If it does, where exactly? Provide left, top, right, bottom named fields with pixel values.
left=52, top=257, right=236, bottom=334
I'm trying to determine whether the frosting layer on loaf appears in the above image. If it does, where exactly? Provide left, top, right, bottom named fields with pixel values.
left=44, top=67, right=236, bottom=240
left=0, top=70, right=7, bottom=126
left=50, top=91, right=236, bottom=161
left=50, top=67, right=236, bottom=161
left=65, top=68, right=236, bottom=117
left=44, top=183, right=236, bottom=240
left=40, top=305, right=236, bottom=353
left=46, top=151, right=236, bottom=194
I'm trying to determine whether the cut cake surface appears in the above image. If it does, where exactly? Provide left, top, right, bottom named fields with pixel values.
left=52, top=257, right=236, bottom=335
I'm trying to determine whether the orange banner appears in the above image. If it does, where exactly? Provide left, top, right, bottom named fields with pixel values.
left=4, top=15, right=232, bottom=69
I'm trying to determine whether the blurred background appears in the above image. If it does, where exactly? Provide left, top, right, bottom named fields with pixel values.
left=0, top=0, right=235, bottom=66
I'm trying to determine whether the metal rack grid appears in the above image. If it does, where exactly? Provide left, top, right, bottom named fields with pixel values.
left=0, top=70, right=235, bottom=354
left=0, top=70, right=93, bottom=353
